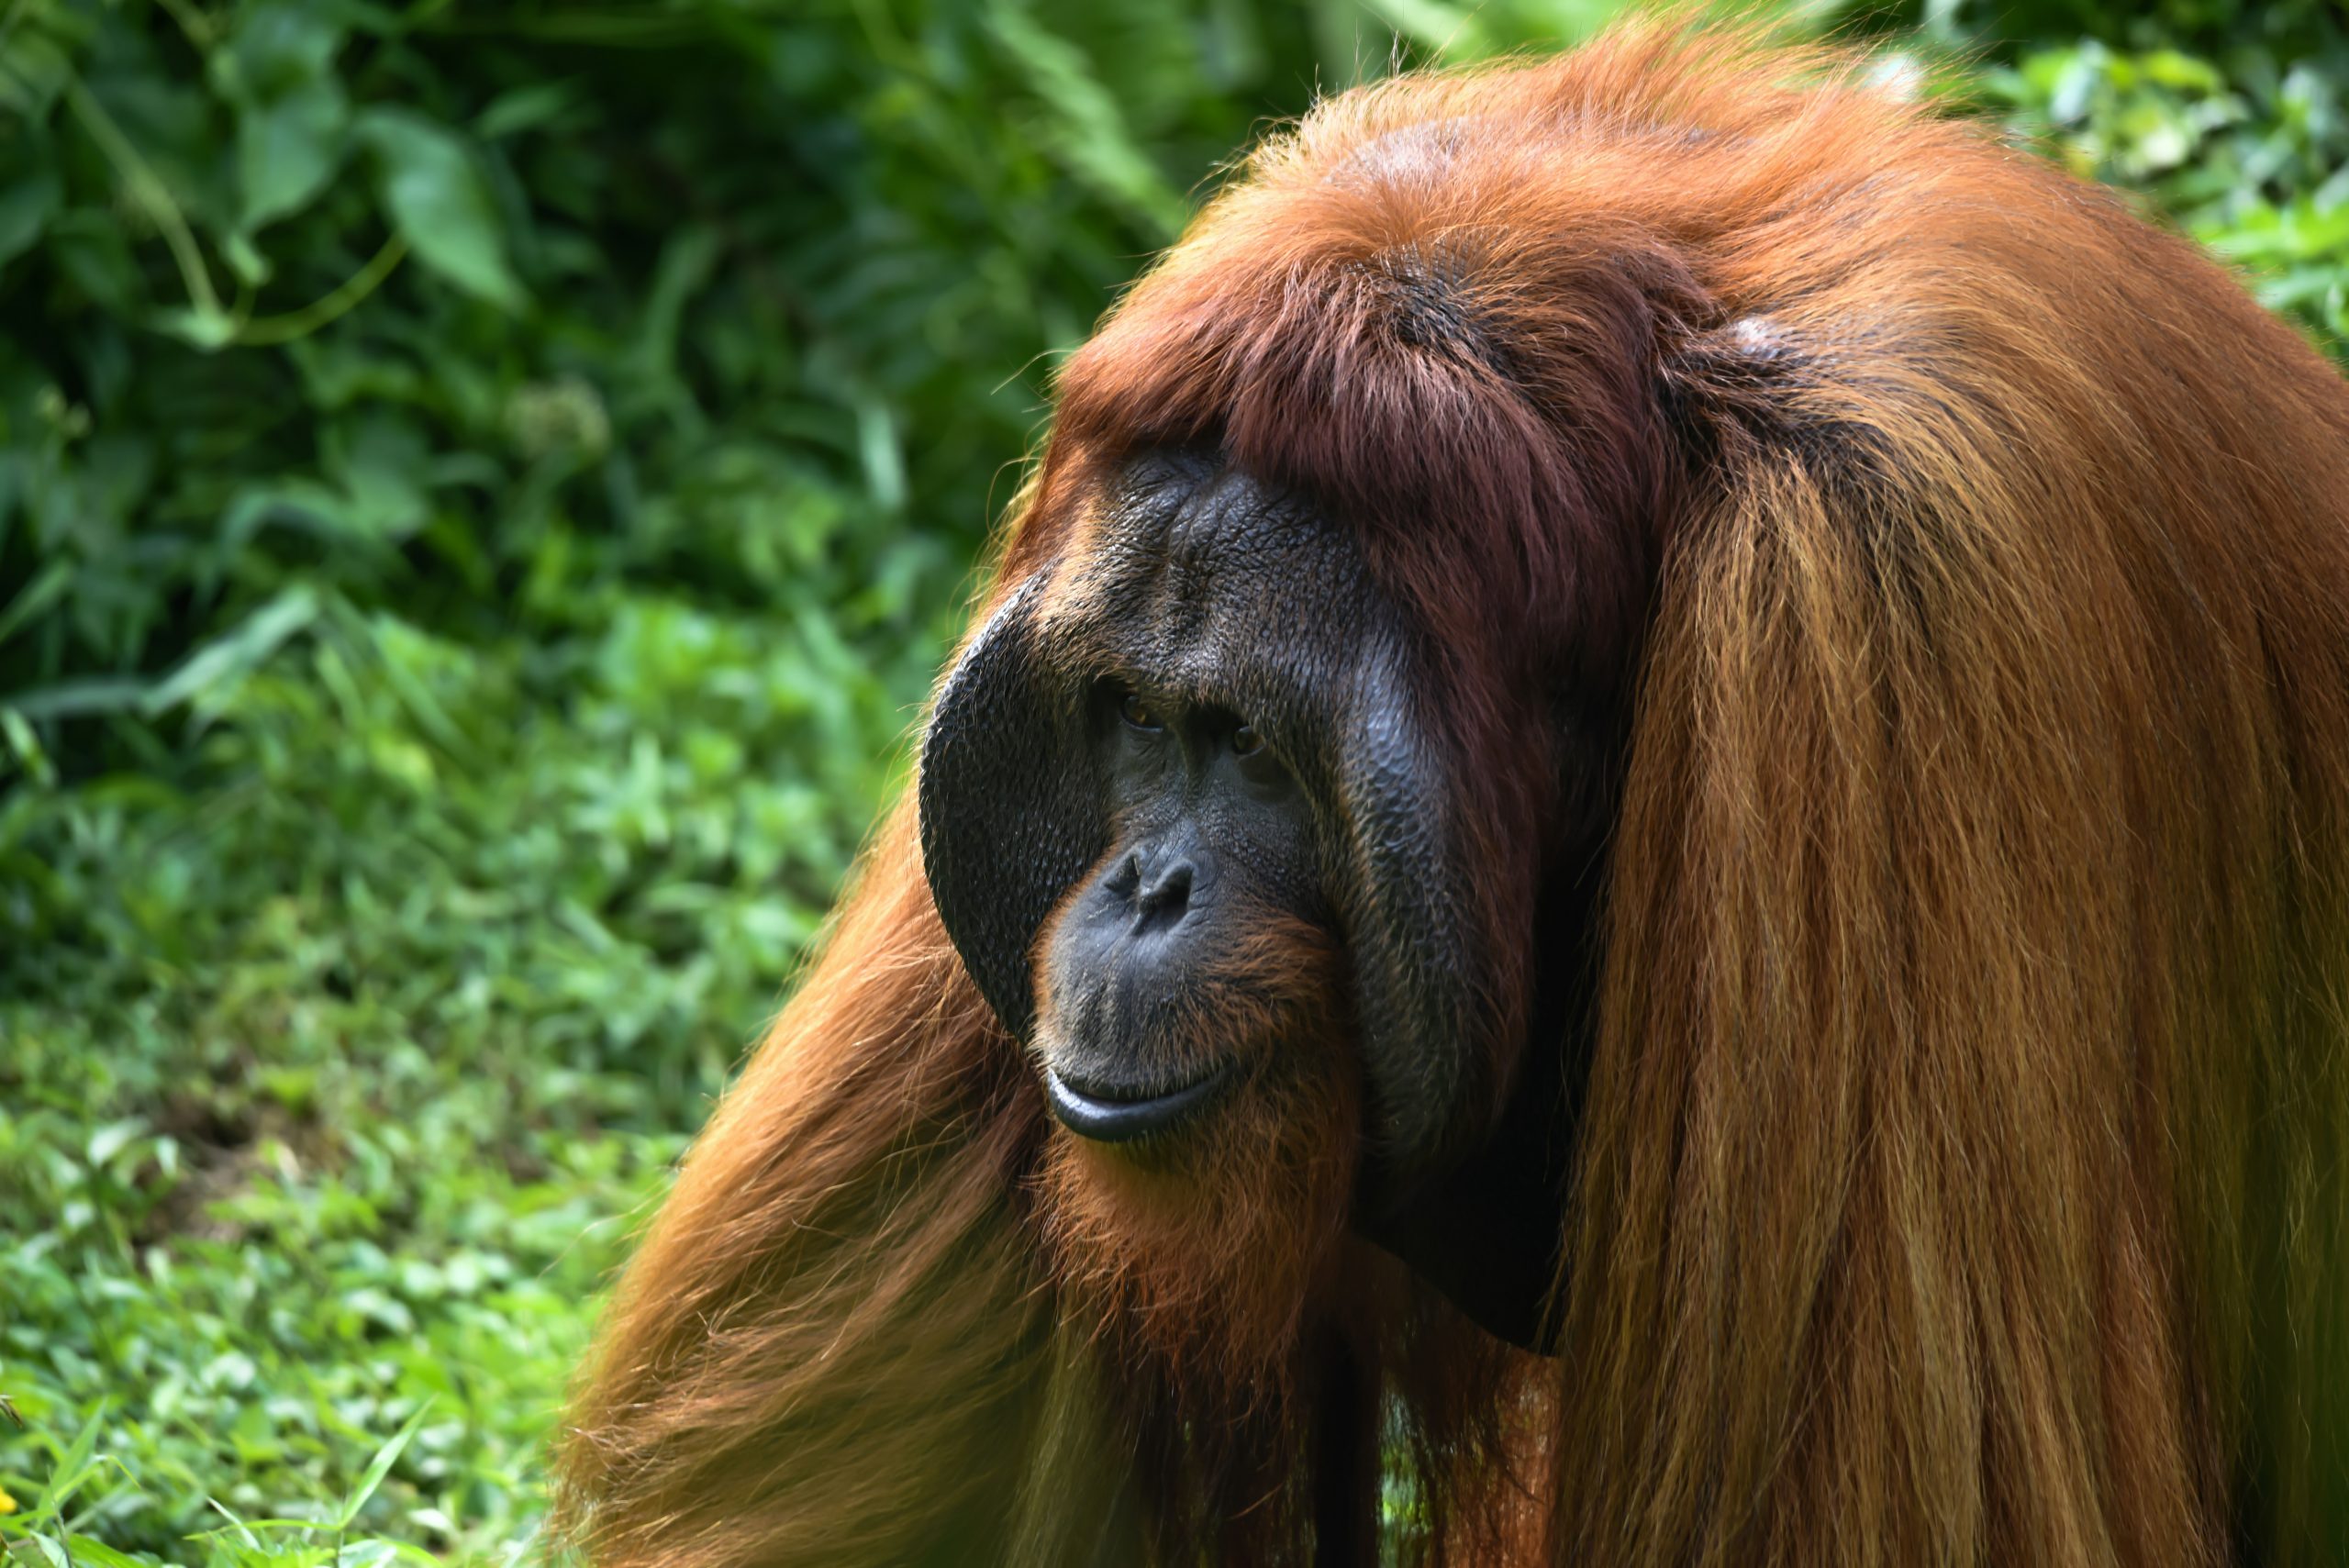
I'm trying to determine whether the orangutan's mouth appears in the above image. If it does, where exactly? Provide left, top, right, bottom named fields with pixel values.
left=1042, top=1061, right=1233, bottom=1142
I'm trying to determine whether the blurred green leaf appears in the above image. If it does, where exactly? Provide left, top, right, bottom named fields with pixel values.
left=355, top=108, right=523, bottom=309
left=238, top=79, right=349, bottom=231
left=142, top=587, right=320, bottom=716
left=0, top=164, right=61, bottom=271
left=986, top=1, right=1191, bottom=237
left=330, top=1406, right=429, bottom=1529
left=223, top=0, right=346, bottom=96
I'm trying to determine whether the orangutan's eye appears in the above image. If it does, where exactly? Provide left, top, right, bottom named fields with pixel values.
left=1119, top=692, right=1163, bottom=732
left=1231, top=723, right=1264, bottom=757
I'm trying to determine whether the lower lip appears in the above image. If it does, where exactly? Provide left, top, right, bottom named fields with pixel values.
left=1043, top=1063, right=1231, bottom=1142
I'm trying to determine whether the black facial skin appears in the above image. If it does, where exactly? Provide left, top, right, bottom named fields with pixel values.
left=1352, top=865, right=1603, bottom=1350
left=1037, top=686, right=1320, bottom=1140
left=918, top=451, right=1595, bottom=1351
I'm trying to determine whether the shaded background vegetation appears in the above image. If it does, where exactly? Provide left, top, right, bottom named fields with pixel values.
left=0, top=0, right=2342, bottom=1561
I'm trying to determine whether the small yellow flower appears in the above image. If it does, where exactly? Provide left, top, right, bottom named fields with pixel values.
left=0, top=1485, right=17, bottom=1514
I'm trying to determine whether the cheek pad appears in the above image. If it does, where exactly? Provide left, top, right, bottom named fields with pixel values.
left=918, top=575, right=1108, bottom=1041
left=1331, top=648, right=1487, bottom=1171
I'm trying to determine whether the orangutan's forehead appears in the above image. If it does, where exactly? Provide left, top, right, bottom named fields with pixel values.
left=1024, top=459, right=1416, bottom=729
left=1046, top=457, right=1386, bottom=666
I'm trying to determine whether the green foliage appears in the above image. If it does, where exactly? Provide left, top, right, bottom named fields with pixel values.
left=1965, top=0, right=2349, bottom=350
left=0, top=0, right=2338, bottom=1562
left=0, top=1, right=1337, bottom=1558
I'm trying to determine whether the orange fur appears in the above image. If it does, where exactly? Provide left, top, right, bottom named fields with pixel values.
left=558, top=19, right=2349, bottom=1565
left=1032, top=895, right=1357, bottom=1387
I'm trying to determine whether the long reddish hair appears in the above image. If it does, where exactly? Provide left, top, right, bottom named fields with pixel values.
left=557, top=19, right=2349, bottom=1565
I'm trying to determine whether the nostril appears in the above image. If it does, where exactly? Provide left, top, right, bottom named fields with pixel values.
left=1106, top=852, right=1143, bottom=899
left=1132, top=858, right=1194, bottom=929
